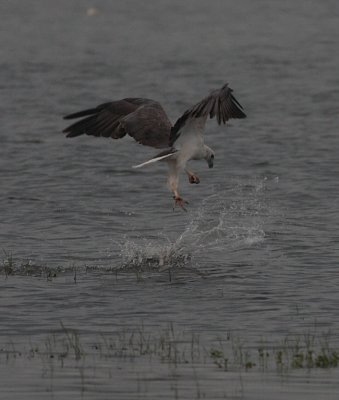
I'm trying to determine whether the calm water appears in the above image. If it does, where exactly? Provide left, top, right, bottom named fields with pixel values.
left=1, top=0, right=339, bottom=399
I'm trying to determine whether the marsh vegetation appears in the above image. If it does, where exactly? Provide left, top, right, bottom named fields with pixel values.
left=1, top=322, right=338, bottom=372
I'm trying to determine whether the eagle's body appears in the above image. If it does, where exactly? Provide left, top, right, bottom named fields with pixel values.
left=63, top=84, right=246, bottom=210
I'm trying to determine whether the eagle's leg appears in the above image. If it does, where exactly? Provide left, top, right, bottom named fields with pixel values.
left=186, top=169, right=200, bottom=184
left=167, top=160, right=189, bottom=211
left=171, top=186, right=189, bottom=212
left=173, top=189, right=189, bottom=212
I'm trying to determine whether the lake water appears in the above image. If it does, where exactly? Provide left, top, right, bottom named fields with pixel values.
left=1, top=0, right=339, bottom=399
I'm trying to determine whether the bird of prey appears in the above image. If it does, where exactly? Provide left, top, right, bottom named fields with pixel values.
left=63, top=83, right=246, bottom=210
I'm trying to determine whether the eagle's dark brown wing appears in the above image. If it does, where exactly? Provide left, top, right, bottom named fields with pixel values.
left=170, top=84, right=246, bottom=146
left=63, top=98, right=172, bottom=149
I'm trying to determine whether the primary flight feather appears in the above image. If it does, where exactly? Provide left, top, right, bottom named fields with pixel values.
left=63, top=83, right=246, bottom=210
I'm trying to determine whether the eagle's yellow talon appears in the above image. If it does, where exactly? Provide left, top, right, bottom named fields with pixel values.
left=188, top=174, right=200, bottom=184
left=173, top=196, right=188, bottom=211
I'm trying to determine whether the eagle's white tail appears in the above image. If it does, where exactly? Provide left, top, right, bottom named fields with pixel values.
left=132, top=152, right=175, bottom=169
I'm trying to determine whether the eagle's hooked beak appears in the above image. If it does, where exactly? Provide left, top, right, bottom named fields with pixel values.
left=208, top=154, right=214, bottom=169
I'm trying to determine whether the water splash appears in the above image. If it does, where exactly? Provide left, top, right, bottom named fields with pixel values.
left=118, top=178, right=267, bottom=272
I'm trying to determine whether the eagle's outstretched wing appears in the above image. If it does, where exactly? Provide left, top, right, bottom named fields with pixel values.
left=63, top=98, right=172, bottom=149
left=169, top=84, right=246, bottom=146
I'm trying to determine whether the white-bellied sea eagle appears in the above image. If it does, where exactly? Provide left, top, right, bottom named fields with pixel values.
left=63, top=83, right=246, bottom=210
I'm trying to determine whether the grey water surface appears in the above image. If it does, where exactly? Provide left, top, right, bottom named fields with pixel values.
left=1, top=0, right=339, bottom=399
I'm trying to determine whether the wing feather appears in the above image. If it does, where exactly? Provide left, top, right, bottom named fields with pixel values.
left=63, top=115, right=96, bottom=138
left=170, top=83, right=246, bottom=146
left=63, top=98, right=172, bottom=148
left=63, top=85, right=245, bottom=149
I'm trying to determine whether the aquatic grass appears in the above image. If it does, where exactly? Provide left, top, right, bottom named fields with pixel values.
left=0, top=250, right=208, bottom=286
left=59, top=322, right=84, bottom=360
left=210, top=348, right=229, bottom=370
left=0, top=255, right=193, bottom=283
left=1, top=324, right=339, bottom=373
left=272, top=331, right=339, bottom=371
left=2, top=250, right=14, bottom=278
left=257, top=339, right=270, bottom=370
left=0, top=254, right=63, bottom=279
